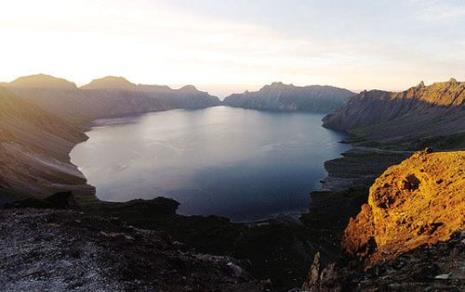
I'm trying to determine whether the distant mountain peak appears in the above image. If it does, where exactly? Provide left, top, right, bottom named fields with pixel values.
left=9, top=74, right=77, bottom=89
left=81, top=76, right=136, bottom=90
left=260, top=82, right=291, bottom=91
left=267, top=81, right=290, bottom=88
left=179, top=85, right=198, bottom=91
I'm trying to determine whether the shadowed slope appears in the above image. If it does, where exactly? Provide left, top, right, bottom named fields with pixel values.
left=0, top=86, right=93, bottom=201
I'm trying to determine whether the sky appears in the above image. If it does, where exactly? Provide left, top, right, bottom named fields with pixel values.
left=1, top=0, right=465, bottom=96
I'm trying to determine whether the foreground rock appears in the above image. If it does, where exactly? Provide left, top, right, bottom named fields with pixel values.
left=301, top=150, right=465, bottom=291
left=343, top=150, right=465, bottom=264
left=0, top=208, right=263, bottom=291
left=302, top=231, right=465, bottom=291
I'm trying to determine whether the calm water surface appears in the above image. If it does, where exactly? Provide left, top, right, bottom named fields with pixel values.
left=71, top=106, right=349, bottom=221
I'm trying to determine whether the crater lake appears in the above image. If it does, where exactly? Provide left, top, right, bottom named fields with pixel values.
left=70, top=106, right=349, bottom=221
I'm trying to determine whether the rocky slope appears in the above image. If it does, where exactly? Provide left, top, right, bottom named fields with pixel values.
left=343, top=150, right=465, bottom=264
left=302, top=231, right=465, bottom=291
left=0, top=86, right=93, bottom=202
left=323, top=79, right=465, bottom=149
left=6, top=74, right=221, bottom=123
left=224, top=82, right=353, bottom=113
left=302, top=150, right=465, bottom=291
left=0, top=207, right=263, bottom=291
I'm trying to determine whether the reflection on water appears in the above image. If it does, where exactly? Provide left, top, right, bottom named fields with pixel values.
left=71, top=106, right=349, bottom=221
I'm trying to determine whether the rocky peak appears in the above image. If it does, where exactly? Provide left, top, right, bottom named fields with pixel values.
left=178, top=85, right=198, bottom=92
left=81, top=76, right=136, bottom=90
left=9, top=74, right=77, bottom=90
left=262, top=82, right=291, bottom=91
left=343, top=150, right=465, bottom=265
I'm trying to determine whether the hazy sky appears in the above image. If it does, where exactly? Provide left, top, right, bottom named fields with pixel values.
left=1, top=0, right=465, bottom=96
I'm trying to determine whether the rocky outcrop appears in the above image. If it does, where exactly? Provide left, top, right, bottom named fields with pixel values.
left=343, top=150, right=465, bottom=264
left=6, top=74, right=221, bottom=122
left=4, top=191, right=79, bottom=210
left=0, top=86, right=93, bottom=202
left=323, top=79, right=465, bottom=149
left=224, top=82, right=353, bottom=113
left=301, top=150, right=465, bottom=291
left=302, top=231, right=465, bottom=291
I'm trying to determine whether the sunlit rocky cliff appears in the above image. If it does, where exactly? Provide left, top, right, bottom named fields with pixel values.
left=323, top=79, right=465, bottom=149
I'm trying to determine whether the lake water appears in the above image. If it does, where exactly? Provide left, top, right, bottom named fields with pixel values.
left=70, top=106, right=349, bottom=221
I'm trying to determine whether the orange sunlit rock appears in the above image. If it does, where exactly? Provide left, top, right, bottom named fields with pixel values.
left=343, top=150, right=465, bottom=264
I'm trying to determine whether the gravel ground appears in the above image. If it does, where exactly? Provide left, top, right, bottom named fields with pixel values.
left=0, top=208, right=263, bottom=292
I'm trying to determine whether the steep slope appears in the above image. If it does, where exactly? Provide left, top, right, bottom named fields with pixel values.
left=6, top=75, right=221, bottom=123
left=323, top=79, right=465, bottom=149
left=224, top=82, right=354, bottom=113
left=343, top=150, right=465, bottom=264
left=0, top=86, right=93, bottom=201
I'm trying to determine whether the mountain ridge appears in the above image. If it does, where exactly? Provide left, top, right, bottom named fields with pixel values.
left=224, top=82, right=354, bottom=113
left=4, top=74, right=221, bottom=123
left=323, top=79, right=465, bottom=149
left=10, top=74, right=78, bottom=90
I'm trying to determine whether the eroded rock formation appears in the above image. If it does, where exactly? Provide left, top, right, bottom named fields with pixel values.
left=343, top=150, right=465, bottom=264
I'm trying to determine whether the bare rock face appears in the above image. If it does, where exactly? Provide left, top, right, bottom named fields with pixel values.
left=301, top=252, right=345, bottom=292
left=343, top=150, right=465, bottom=264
